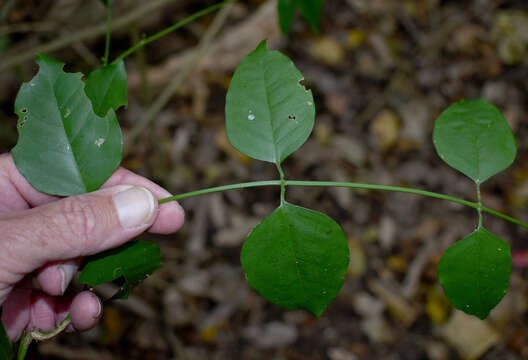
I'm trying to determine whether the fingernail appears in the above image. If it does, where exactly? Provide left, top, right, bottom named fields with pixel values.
left=113, top=187, right=156, bottom=228
left=59, top=266, right=66, bottom=295
left=94, top=295, right=102, bottom=319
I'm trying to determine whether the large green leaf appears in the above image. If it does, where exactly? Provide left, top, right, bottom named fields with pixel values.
left=278, top=0, right=297, bottom=34
left=79, top=241, right=162, bottom=299
left=241, top=202, right=349, bottom=317
left=438, top=227, right=512, bottom=319
left=433, top=99, right=516, bottom=183
left=0, top=315, right=13, bottom=360
left=225, top=40, right=315, bottom=164
left=85, top=60, right=128, bottom=117
left=11, top=54, right=122, bottom=196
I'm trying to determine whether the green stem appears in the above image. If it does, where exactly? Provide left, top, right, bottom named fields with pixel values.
left=17, top=316, right=71, bottom=360
left=158, top=180, right=528, bottom=229
left=476, top=182, right=483, bottom=228
left=276, top=164, right=286, bottom=205
left=103, top=0, right=113, bottom=66
left=113, top=0, right=234, bottom=63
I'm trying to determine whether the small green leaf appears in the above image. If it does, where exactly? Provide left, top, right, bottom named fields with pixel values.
left=433, top=99, right=516, bottom=183
left=0, top=315, right=14, bottom=360
left=11, top=54, right=122, bottom=196
left=438, top=227, right=512, bottom=319
left=226, top=40, right=315, bottom=164
left=278, top=0, right=297, bottom=34
left=85, top=60, right=128, bottom=117
left=297, top=0, right=323, bottom=32
left=79, top=241, right=162, bottom=299
left=241, top=202, right=349, bottom=317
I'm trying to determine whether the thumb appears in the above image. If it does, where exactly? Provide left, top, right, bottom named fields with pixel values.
left=0, top=185, right=157, bottom=277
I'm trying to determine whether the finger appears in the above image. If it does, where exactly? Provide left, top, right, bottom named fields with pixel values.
left=0, top=153, right=58, bottom=210
left=69, top=291, right=101, bottom=331
left=102, top=167, right=184, bottom=234
left=27, top=293, right=56, bottom=333
left=36, top=259, right=81, bottom=296
left=0, top=185, right=157, bottom=291
left=1, top=154, right=184, bottom=234
left=1, top=281, right=31, bottom=342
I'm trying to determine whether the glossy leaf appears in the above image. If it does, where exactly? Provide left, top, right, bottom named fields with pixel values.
left=11, top=55, right=122, bottom=196
left=433, top=99, right=516, bottom=183
left=438, top=227, right=512, bottom=319
left=0, top=316, right=13, bottom=360
left=85, top=60, right=128, bottom=117
left=241, top=202, right=349, bottom=317
left=225, top=40, right=315, bottom=164
left=278, top=0, right=297, bottom=34
left=79, top=241, right=162, bottom=299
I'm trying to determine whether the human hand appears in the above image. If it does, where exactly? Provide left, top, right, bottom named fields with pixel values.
left=0, top=153, right=184, bottom=341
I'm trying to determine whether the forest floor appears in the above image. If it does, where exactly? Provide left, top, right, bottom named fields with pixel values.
left=1, top=0, right=528, bottom=359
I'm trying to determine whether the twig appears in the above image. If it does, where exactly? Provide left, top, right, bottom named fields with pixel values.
left=0, top=21, right=58, bottom=36
left=123, top=2, right=234, bottom=155
left=0, top=0, right=180, bottom=72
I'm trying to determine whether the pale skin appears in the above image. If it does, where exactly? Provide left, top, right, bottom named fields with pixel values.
left=0, top=153, right=185, bottom=341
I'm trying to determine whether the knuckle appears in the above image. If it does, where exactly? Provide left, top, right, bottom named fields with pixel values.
left=51, top=197, right=98, bottom=251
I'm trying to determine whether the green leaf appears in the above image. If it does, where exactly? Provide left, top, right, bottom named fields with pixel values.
left=433, top=99, right=516, bottom=183
left=225, top=40, right=315, bottom=164
left=79, top=241, right=162, bottom=299
left=438, top=227, right=512, bottom=319
left=100, top=0, right=109, bottom=5
left=85, top=60, right=128, bottom=117
left=0, top=315, right=14, bottom=360
left=11, top=54, right=122, bottom=196
left=277, top=0, right=323, bottom=34
left=278, top=0, right=297, bottom=34
left=241, top=202, right=349, bottom=317
left=297, top=0, right=323, bottom=32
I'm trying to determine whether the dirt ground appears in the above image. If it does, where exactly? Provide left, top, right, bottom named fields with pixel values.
left=1, top=0, right=528, bottom=359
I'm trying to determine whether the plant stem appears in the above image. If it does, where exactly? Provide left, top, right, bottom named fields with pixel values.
left=103, top=0, right=113, bottom=66
left=113, top=0, right=234, bottom=63
left=476, top=181, right=483, bottom=228
left=276, top=164, right=286, bottom=205
left=158, top=180, right=528, bottom=229
left=17, top=316, right=72, bottom=360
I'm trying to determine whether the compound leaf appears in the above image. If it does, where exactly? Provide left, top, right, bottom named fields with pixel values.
left=225, top=40, right=315, bottom=165
left=433, top=99, right=516, bottom=183
left=241, top=202, right=349, bottom=317
left=278, top=0, right=297, bottom=34
left=0, top=317, right=13, bottom=360
left=85, top=60, right=128, bottom=117
left=11, top=55, right=122, bottom=196
left=438, top=227, right=512, bottom=319
left=79, top=240, right=162, bottom=299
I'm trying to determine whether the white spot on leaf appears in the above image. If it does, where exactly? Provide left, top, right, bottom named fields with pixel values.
left=64, top=108, right=71, bottom=118
left=248, top=110, right=255, bottom=121
left=95, top=138, right=105, bottom=147
left=307, top=101, right=313, bottom=106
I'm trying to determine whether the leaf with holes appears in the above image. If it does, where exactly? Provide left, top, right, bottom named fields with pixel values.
left=225, top=40, right=315, bottom=164
left=241, top=202, right=349, bottom=317
left=11, top=54, right=122, bottom=196
left=438, top=227, right=512, bottom=319
left=0, top=316, right=13, bottom=360
left=433, top=99, right=516, bottom=183
left=79, top=241, right=162, bottom=299
left=85, top=60, right=128, bottom=117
